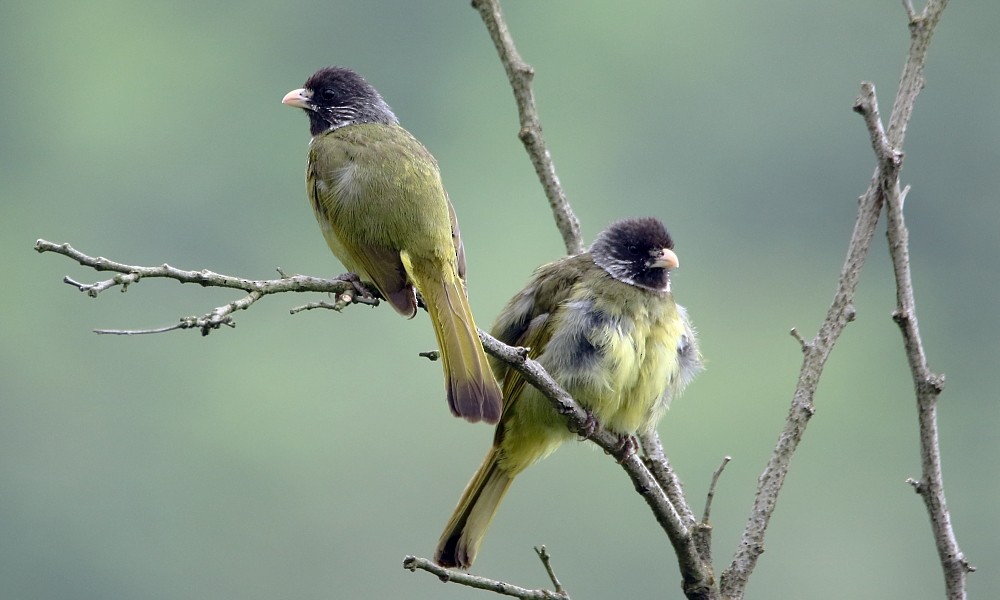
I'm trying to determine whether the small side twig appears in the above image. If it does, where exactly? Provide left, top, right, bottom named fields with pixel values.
left=94, top=322, right=204, bottom=335
left=290, top=294, right=378, bottom=314
left=403, top=556, right=567, bottom=600
left=788, top=328, right=810, bottom=353
left=689, top=456, right=731, bottom=567
left=702, top=456, right=732, bottom=525
left=471, top=0, right=583, bottom=255
left=534, top=546, right=566, bottom=596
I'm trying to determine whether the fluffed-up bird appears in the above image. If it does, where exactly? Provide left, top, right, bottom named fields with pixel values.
left=435, top=217, right=702, bottom=569
left=282, top=66, right=502, bottom=424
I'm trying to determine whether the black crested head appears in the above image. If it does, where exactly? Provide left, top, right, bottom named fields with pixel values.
left=590, top=217, right=678, bottom=292
left=283, top=66, right=398, bottom=136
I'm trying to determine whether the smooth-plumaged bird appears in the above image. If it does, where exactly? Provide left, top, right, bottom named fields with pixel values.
left=283, top=66, right=502, bottom=424
left=435, top=217, right=702, bottom=569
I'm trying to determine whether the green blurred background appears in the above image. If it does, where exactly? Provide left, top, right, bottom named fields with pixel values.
left=2, top=1, right=997, bottom=598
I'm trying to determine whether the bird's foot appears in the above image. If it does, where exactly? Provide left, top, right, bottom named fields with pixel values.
left=335, top=273, right=380, bottom=301
left=573, top=409, right=598, bottom=440
left=609, top=434, right=639, bottom=463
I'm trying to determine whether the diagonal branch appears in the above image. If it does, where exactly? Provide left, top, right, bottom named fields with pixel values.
left=471, top=0, right=584, bottom=255
left=719, top=159, right=880, bottom=600
left=640, top=431, right=697, bottom=530
left=472, top=333, right=718, bottom=600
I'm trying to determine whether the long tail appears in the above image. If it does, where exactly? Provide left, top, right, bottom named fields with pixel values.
left=414, top=266, right=502, bottom=424
left=436, top=447, right=513, bottom=569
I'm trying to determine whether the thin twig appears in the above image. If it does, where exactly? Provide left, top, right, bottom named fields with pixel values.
left=471, top=0, right=584, bottom=255
left=534, top=546, right=567, bottom=596
left=403, top=556, right=567, bottom=600
left=702, top=456, right=732, bottom=525
left=290, top=295, right=378, bottom=314
left=689, top=455, right=731, bottom=568
left=95, top=323, right=198, bottom=335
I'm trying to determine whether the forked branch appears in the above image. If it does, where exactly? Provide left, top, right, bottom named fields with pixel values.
left=720, top=2, right=963, bottom=598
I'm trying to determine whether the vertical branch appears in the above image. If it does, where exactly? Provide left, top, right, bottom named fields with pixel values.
left=882, top=4, right=973, bottom=598
left=889, top=181, right=973, bottom=597
left=471, top=0, right=585, bottom=255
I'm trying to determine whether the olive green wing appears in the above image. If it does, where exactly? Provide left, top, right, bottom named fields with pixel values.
left=306, top=126, right=441, bottom=317
left=489, top=254, right=594, bottom=432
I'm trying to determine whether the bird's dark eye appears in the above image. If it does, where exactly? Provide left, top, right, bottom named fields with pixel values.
left=627, top=244, right=640, bottom=255
left=321, top=88, right=337, bottom=101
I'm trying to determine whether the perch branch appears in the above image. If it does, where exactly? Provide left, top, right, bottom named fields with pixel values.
left=719, top=2, right=952, bottom=598
left=34, top=239, right=377, bottom=335
left=471, top=0, right=584, bottom=255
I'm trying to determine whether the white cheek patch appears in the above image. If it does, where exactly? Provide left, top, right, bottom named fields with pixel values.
left=604, top=257, right=640, bottom=287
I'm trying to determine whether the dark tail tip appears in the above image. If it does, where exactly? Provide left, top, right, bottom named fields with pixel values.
left=448, top=379, right=502, bottom=424
left=435, top=533, right=470, bottom=570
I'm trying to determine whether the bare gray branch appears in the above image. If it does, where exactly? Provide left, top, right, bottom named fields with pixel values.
left=470, top=0, right=583, bottom=255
